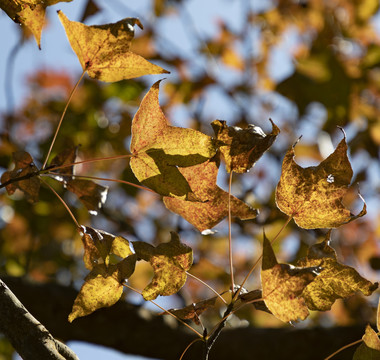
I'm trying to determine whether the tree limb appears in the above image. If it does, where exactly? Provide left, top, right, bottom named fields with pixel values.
left=1, top=276, right=366, bottom=360
left=0, top=278, right=79, bottom=360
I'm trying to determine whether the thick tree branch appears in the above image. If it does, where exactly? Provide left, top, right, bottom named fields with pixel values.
left=2, top=276, right=366, bottom=360
left=0, top=278, right=78, bottom=360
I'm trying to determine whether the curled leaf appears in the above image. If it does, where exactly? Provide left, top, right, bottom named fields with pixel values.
left=130, top=81, right=216, bottom=200
left=163, top=155, right=258, bottom=232
left=261, top=234, right=320, bottom=323
left=133, top=232, right=193, bottom=300
left=58, top=11, right=169, bottom=81
left=1, top=151, right=40, bottom=203
left=81, top=226, right=133, bottom=270
left=298, top=231, right=378, bottom=311
left=275, top=133, right=366, bottom=229
left=212, top=118, right=280, bottom=173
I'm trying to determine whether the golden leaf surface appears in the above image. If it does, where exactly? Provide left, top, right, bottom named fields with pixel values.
left=212, top=118, right=280, bottom=173
left=68, top=263, right=126, bottom=322
left=163, top=155, right=258, bottom=231
left=275, top=134, right=366, bottom=229
left=1, top=151, right=40, bottom=203
left=58, top=11, right=169, bottom=81
left=130, top=81, right=216, bottom=200
left=353, top=325, right=380, bottom=360
left=133, top=232, right=193, bottom=301
left=261, top=234, right=319, bottom=323
left=0, top=0, right=72, bottom=48
left=298, top=232, right=378, bottom=311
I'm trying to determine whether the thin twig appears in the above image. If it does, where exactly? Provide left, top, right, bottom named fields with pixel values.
left=45, top=154, right=133, bottom=173
left=42, top=70, right=86, bottom=170
left=324, top=338, right=363, bottom=360
left=123, top=283, right=203, bottom=338
left=233, top=215, right=293, bottom=301
left=228, top=171, right=234, bottom=292
left=186, top=272, right=227, bottom=305
left=41, top=178, right=80, bottom=229
left=45, top=172, right=157, bottom=194
left=179, top=338, right=203, bottom=360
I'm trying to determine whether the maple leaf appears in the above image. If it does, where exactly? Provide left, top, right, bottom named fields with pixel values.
left=1, top=151, right=40, bottom=203
left=275, top=132, right=366, bottom=229
left=353, top=325, right=380, bottom=360
left=297, top=231, right=378, bottom=311
left=58, top=11, right=169, bottom=82
left=261, top=234, right=320, bottom=323
left=162, top=296, right=217, bottom=325
left=49, top=147, right=108, bottom=214
left=80, top=226, right=134, bottom=270
left=133, top=232, right=193, bottom=301
left=163, top=155, right=258, bottom=232
left=0, top=0, right=72, bottom=49
left=68, top=257, right=136, bottom=322
left=211, top=118, right=280, bottom=173
left=130, top=81, right=216, bottom=200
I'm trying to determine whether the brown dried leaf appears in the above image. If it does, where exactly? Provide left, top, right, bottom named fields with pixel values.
left=1, top=151, right=40, bottom=203
left=212, top=119, right=280, bottom=173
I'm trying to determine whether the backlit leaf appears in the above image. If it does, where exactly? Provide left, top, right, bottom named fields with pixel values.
left=275, top=133, right=366, bottom=229
left=238, top=289, right=271, bottom=314
left=130, top=81, right=216, bottom=199
left=211, top=119, right=280, bottom=173
left=162, top=296, right=217, bottom=325
left=58, top=11, right=169, bottom=82
left=0, top=0, right=72, bottom=48
left=68, top=264, right=124, bottom=322
left=1, top=151, right=40, bottom=203
left=261, top=234, right=320, bottom=323
left=133, top=232, right=193, bottom=301
left=81, top=226, right=133, bottom=270
left=353, top=325, right=380, bottom=360
left=298, top=231, right=378, bottom=311
left=49, top=146, right=77, bottom=177
left=163, top=155, right=258, bottom=231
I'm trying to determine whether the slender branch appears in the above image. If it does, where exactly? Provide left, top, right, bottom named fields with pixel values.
left=179, top=338, right=203, bottom=360
left=228, top=171, right=234, bottom=292
left=42, top=70, right=86, bottom=170
left=45, top=172, right=157, bottom=194
left=41, top=179, right=80, bottom=229
left=186, top=272, right=227, bottom=304
left=44, top=154, right=133, bottom=173
left=324, top=338, right=363, bottom=360
left=234, top=215, right=293, bottom=301
left=123, top=283, right=203, bottom=338
left=0, top=278, right=79, bottom=360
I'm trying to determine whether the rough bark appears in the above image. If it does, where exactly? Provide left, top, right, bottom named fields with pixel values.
left=1, top=276, right=366, bottom=360
left=0, top=278, right=78, bottom=360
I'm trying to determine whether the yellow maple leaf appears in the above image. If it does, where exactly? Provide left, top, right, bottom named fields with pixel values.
left=58, top=11, right=169, bottom=81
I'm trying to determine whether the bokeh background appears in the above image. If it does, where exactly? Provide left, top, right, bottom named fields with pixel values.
left=1, top=0, right=380, bottom=359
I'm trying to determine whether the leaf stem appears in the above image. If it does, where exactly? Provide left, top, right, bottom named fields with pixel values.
left=44, top=154, right=133, bottom=173
left=179, top=338, right=203, bottom=360
left=42, top=70, right=86, bottom=170
left=324, top=338, right=363, bottom=360
left=40, top=178, right=80, bottom=229
left=228, top=170, right=234, bottom=292
left=186, top=272, right=227, bottom=304
left=46, top=173, right=157, bottom=194
left=233, top=215, right=293, bottom=301
left=122, top=283, right=203, bottom=338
